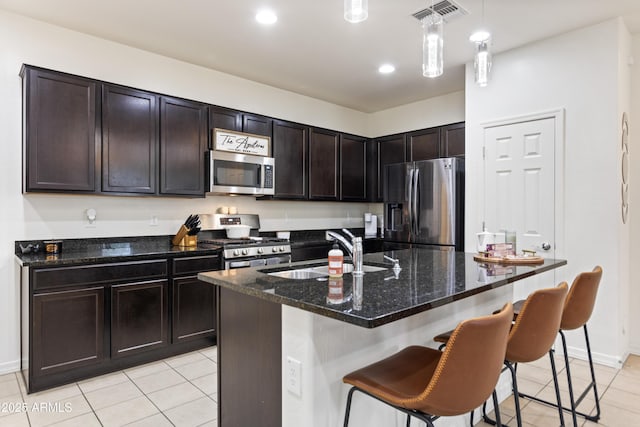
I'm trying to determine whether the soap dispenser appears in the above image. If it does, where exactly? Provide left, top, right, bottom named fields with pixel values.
left=328, top=243, right=344, bottom=277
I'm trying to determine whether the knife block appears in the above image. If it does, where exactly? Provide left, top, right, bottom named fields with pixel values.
left=178, top=235, right=198, bottom=248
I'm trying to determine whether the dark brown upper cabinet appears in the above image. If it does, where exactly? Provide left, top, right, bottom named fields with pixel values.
left=373, top=134, right=407, bottom=201
left=102, top=85, right=158, bottom=194
left=209, top=106, right=242, bottom=133
left=408, top=127, right=440, bottom=161
left=21, top=66, right=99, bottom=193
left=160, top=97, right=208, bottom=196
left=209, top=107, right=273, bottom=152
left=309, top=128, right=339, bottom=201
left=243, top=114, right=273, bottom=142
left=440, top=122, right=465, bottom=157
left=340, top=134, right=367, bottom=201
left=272, top=120, right=308, bottom=199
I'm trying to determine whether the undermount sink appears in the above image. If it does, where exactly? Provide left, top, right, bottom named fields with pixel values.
left=266, top=263, right=387, bottom=280
left=310, top=263, right=387, bottom=274
left=267, top=269, right=329, bottom=280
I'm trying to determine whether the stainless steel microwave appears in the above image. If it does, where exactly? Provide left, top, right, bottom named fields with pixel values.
left=208, top=150, right=275, bottom=195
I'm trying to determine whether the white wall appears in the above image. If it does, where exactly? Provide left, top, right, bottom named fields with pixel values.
left=366, top=90, right=465, bottom=136
left=629, top=34, right=640, bottom=354
left=466, top=18, right=632, bottom=365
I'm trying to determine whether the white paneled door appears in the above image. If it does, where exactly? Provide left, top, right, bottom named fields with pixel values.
left=483, top=117, right=556, bottom=258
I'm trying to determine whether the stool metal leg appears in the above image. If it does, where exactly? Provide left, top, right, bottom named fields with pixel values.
left=548, top=349, right=566, bottom=427
left=517, top=326, right=600, bottom=424
left=581, top=324, right=601, bottom=420
left=560, top=331, right=579, bottom=427
left=505, top=361, right=523, bottom=427
left=343, top=387, right=356, bottom=427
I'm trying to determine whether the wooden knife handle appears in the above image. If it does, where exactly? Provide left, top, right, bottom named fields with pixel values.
left=172, top=224, right=190, bottom=246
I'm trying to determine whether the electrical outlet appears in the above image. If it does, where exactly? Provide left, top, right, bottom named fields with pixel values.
left=286, top=356, right=302, bottom=397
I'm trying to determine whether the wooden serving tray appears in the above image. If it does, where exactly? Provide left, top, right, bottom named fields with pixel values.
left=473, top=254, right=545, bottom=265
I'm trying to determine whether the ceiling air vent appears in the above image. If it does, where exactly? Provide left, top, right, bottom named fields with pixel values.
left=412, top=0, right=468, bottom=23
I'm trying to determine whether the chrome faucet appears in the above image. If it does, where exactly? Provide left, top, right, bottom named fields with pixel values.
left=325, top=229, right=364, bottom=274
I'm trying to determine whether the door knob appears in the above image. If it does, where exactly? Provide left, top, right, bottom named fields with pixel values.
left=541, top=242, right=551, bottom=251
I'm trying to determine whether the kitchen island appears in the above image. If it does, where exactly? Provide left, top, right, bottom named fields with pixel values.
left=198, top=248, right=566, bottom=427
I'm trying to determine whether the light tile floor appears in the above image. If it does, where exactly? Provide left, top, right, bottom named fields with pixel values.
left=479, top=353, right=640, bottom=427
left=0, top=348, right=638, bottom=426
left=0, top=346, right=217, bottom=427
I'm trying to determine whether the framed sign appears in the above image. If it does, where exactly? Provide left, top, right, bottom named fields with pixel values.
left=213, top=128, right=270, bottom=157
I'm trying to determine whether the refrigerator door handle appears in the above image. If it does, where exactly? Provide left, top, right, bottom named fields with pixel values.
left=413, top=168, right=420, bottom=234
left=408, top=168, right=415, bottom=236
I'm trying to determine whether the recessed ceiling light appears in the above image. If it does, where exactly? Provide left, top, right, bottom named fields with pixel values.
left=469, top=30, right=491, bottom=43
left=256, top=9, right=277, bottom=25
left=378, top=64, right=396, bottom=74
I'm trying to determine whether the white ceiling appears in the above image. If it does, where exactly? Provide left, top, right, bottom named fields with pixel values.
left=1, top=0, right=640, bottom=113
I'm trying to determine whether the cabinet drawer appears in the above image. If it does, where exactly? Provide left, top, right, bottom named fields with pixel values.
left=33, top=260, right=168, bottom=291
left=172, top=255, right=221, bottom=276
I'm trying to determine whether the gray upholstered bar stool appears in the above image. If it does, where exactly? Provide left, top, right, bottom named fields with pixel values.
left=342, top=303, right=514, bottom=427
left=517, top=266, right=603, bottom=427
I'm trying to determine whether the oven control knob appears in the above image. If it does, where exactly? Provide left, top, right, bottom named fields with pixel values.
left=233, top=249, right=240, bottom=256
left=272, top=247, right=278, bottom=253
left=257, top=248, right=264, bottom=254
left=242, top=249, right=249, bottom=256
left=279, top=246, right=285, bottom=252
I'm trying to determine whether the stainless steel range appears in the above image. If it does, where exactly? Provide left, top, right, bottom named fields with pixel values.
left=199, top=214, right=291, bottom=269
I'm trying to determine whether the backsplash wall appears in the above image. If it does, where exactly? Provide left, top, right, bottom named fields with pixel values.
left=21, top=193, right=381, bottom=239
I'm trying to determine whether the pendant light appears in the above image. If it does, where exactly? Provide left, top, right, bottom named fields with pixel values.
left=422, top=11, right=444, bottom=78
left=470, top=0, right=492, bottom=86
left=344, top=0, right=368, bottom=23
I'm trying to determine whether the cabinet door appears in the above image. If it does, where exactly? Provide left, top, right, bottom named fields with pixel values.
left=408, top=127, right=440, bottom=161
left=272, top=120, right=308, bottom=199
left=32, top=287, right=105, bottom=376
left=22, top=67, right=98, bottom=192
left=309, top=128, right=339, bottom=201
left=242, top=114, right=273, bottom=141
left=340, top=135, right=367, bottom=201
left=375, top=135, right=406, bottom=201
left=440, top=122, right=465, bottom=157
left=209, top=106, right=242, bottom=135
left=172, top=276, right=216, bottom=343
left=160, top=97, right=208, bottom=196
left=111, top=280, right=168, bottom=358
left=102, top=85, right=158, bottom=194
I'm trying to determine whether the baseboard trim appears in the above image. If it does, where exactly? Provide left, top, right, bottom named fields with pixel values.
left=563, top=345, right=624, bottom=369
left=0, top=359, right=20, bottom=375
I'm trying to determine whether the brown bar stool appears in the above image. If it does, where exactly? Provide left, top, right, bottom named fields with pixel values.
left=517, top=266, right=603, bottom=427
left=434, top=282, right=569, bottom=427
left=342, top=303, right=513, bottom=427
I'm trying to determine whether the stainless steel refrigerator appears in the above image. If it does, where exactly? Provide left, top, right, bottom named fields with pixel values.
left=383, top=157, right=464, bottom=251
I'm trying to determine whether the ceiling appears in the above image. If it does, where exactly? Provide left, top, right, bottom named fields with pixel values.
left=1, top=0, right=640, bottom=113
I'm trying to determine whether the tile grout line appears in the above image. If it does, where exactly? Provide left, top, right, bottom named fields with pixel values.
left=121, top=370, right=176, bottom=427
left=14, top=371, right=34, bottom=427
left=76, top=378, right=105, bottom=427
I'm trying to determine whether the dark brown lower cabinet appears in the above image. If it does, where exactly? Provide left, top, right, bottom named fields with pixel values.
left=173, top=276, right=216, bottom=342
left=32, top=287, right=105, bottom=376
left=24, top=254, right=220, bottom=393
left=111, top=280, right=169, bottom=357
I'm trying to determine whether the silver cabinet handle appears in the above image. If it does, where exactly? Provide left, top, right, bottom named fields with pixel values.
left=541, top=242, right=551, bottom=251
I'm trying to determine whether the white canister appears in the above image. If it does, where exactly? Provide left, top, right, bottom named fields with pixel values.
left=476, top=230, right=494, bottom=252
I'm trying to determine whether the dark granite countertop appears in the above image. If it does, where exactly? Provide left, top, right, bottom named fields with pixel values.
left=14, top=228, right=379, bottom=268
left=198, top=248, right=567, bottom=328
left=15, top=236, right=223, bottom=267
